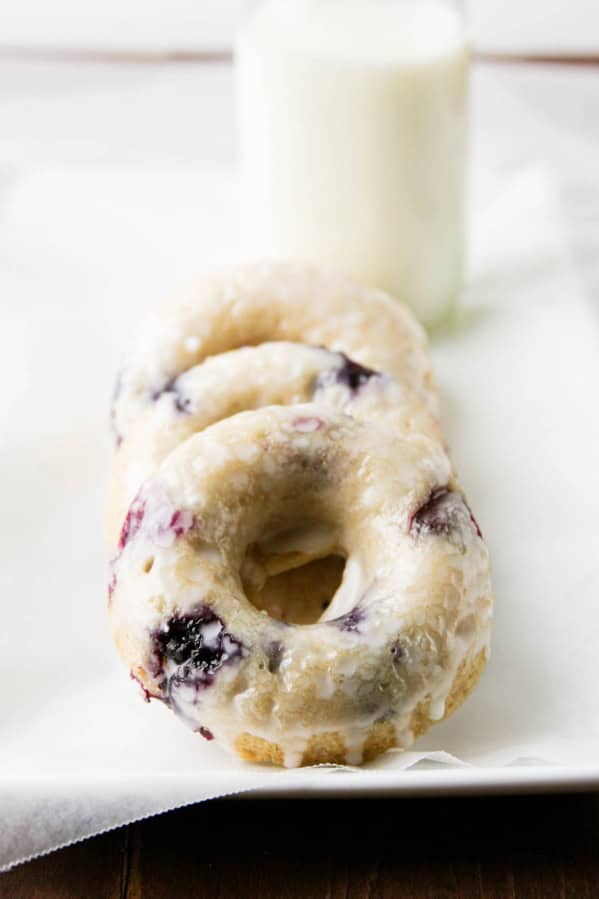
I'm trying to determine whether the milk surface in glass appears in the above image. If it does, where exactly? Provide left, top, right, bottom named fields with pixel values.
left=236, top=0, right=469, bottom=328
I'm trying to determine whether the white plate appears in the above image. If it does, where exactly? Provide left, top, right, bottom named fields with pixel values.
left=0, top=166, right=598, bottom=871
left=250, top=765, right=599, bottom=797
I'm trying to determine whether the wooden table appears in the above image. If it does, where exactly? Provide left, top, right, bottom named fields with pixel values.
left=2, top=793, right=599, bottom=897
left=1, top=53, right=598, bottom=896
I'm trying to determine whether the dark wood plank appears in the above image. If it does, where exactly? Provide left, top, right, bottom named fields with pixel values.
left=0, top=46, right=234, bottom=64
left=478, top=857, right=517, bottom=899
left=3, top=794, right=599, bottom=898
left=475, top=52, right=599, bottom=67
left=1, top=46, right=599, bottom=69
left=123, top=794, right=599, bottom=899
left=0, top=827, right=126, bottom=899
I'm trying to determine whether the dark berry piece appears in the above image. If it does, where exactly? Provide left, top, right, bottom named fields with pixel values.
left=331, top=607, right=365, bottom=633
left=167, top=509, right=196, bottom=538
left=155, top=606, right=245, bottom=690
left=117, top=497, right=194, bottom=556
left=118, top=496, right=146, bottom=551
left=151, top=375, right=192, bottom=414
left=469, top=509, right=484, bottom=540
left=335, top=355, right=379, bottom=390
left=130, top=671, right=161, bottom=703
left=265, top=640, right=284, bottom=674
left=196, top=726, right=214, bottom=741
left=108, top=567, right=117, bottom=605
left=110, top=370, right=124, bottom=447
left=410, top=488, right=483, bottom=540
left=391, top=642, right=404, bottom=665
left=314, top=352, right=381, bottom=396
left=147, top=642, right=164, bottom=679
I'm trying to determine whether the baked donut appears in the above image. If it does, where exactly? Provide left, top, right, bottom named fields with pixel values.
left=111, top=261, right=439, bottom=447
left=109, top=404, right=492, bottom=768
left=108, top=342, right=440, bottom=547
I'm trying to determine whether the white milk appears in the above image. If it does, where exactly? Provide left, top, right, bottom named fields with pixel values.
left=236, top=0, right=469, bottom=328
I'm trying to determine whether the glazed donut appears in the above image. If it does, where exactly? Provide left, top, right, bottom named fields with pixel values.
left=111, top=261, right=439, bottom=446
left=109, top=405, right=492, bottom=768
left=108, top=341, right=441, bottom=547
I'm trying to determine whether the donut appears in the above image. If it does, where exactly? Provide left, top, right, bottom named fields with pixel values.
left=108, top=341, right=441, bottom=547
left=111, top=261, right=439, bottom=447
left=109, top=404, right=492, bottom=768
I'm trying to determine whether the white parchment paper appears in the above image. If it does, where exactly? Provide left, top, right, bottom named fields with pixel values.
left=0, top=165, right=598, bottom=870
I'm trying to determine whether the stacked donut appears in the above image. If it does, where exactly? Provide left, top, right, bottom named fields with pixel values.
left=109, top=262, right=493, bottom=767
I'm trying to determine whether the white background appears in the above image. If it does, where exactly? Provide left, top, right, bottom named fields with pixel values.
left=0, top=0, right=598, bottom=54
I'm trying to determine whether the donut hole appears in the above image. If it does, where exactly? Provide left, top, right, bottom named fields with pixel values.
left=240, top=522, right=347, bottom=625
left=244, top=555, right=346, bottom=625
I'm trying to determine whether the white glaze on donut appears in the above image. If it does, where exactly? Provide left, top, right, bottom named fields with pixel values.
left=109, top=341, right=439, bottom=546
left=110, top=405, right=492, bottom=767
left=111, top=262, right=439, bottom=446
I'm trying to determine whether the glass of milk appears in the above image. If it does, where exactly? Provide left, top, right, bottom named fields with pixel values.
left=236, top=0, right=469, bottom=329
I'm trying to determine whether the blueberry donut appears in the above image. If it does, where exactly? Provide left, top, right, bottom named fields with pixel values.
left=109, top=405, right=492, bottom=767
left=108, top=342, right=441, bottom=547
left=111, top=262, right=439, bottom=446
